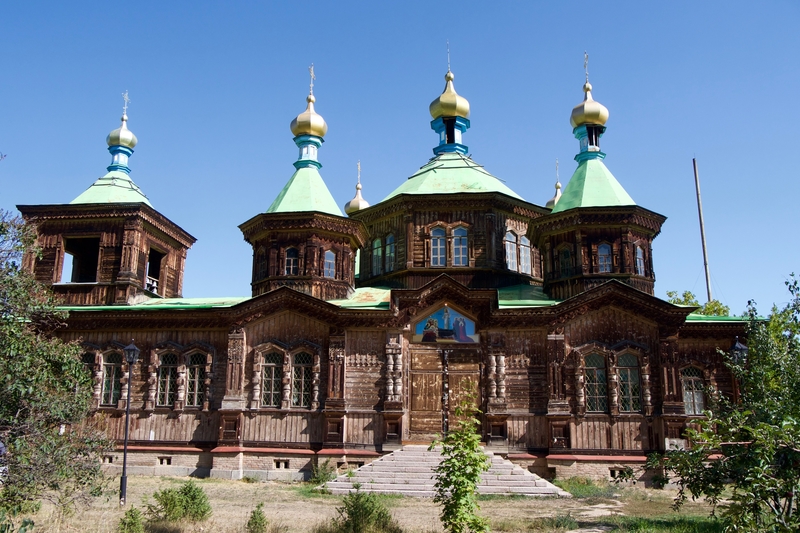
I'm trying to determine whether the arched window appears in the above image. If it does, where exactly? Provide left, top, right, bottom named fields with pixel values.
left=261, top=353, right=283, bottom=407
left=323, top=250, right=336, bottom=278
left=453, top=227, right=468, bottom=267
left=559, top=248, right=572, bottom=278
left=519, top=236, right=532, bottom=275
left=635, top=246, right=645, bottom=276
left=292, top=352, right=313, bottom=408
left=504, top=232, right=518, bottom=271
left=157, top=353, right=179, bottom=407
left=186, top=353, right=206, bottom=408
left=431, top=228, right=446, bottom=267
left=585, top=354, right=608, bottom=412
left=372, top=238, right=383, bottom=275
left=385, top=235, right=396, bottom=272
left=682, top=367, right=705, bottom=415
left=101, top=352, right=122, bottom=406
left=284, top=248, right=299, bottom=276
left=618, top=353, right=641, bottom=413
left=598, top=243, right=612, bottom=273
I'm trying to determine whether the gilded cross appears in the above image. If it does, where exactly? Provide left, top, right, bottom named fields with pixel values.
left=556, top=159, right=559, bottom=181
left=584, top=51, right=589, bottom=83
left=122, top=90, right=131, bottom=115
left=309, top=64, right=316, bottom=95
left=447, top=40, right=451, bottom=71
left=357, top=160, right=361, bottom=184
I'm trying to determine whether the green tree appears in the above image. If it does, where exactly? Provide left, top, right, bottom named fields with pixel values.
left=666, top=290, right=730, bottom=316
left=429, top=392, right=490, bottom=533
left=652, top=277, right=800, bottom=531
left=0, top=210, right=110, bottom=520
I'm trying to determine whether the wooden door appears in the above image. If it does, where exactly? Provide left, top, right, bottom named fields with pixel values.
left=408, top=346, right=481, bottom=441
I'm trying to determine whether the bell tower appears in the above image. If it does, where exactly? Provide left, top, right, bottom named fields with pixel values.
left=530, top=58, right=665, bottom=300
left=18, top=95, right=195, bottom=305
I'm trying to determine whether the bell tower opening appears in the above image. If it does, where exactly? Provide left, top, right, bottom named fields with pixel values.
left=62, top=237, right=100, bottom=283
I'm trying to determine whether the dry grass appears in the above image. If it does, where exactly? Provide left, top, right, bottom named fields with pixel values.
left=20, top=476, right=717, bottom=533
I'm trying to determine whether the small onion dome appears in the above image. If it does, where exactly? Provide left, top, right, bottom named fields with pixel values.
left=106, top=114, right=138, bottom=148
left=545, top=181, right=562, bottom=209
left=570, top=82, right=609, bottom=128
left=344, top=181, right=370, bottom=215
left=429, top=70, right=470, bottom=120
left=290, top=94, right=328, bottom=137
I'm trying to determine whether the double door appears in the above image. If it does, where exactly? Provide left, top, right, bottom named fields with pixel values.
left=408, top=346, right=481, bottom=441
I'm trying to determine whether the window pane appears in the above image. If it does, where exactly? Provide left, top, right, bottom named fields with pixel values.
left=324, top=250, right=336, bottom=278
left=453, top=227, right=468, bottom=267
left=186, top=353, right=206, bottom=407
left=292, top=352, right=313, bottom=408
left=385, top=235, right=395, bottom=273
left=519, top=236, right=531, bottom=275
left=598, top=243, right=612, bottom=273
left=635, top=246, right=645, bottom=276
left=560, top=249, right=572, bottom=277
left=262, top=353, right=283, bottom=407
left=158, top=354, right=178, bottom=407
left=431, top=228, right=445, bottom=267
left=285, top=248, right=298, bottom=276
left=101, top=359, right=121, bottom=406
left=372, top=239, right=382, bottom=275
left=504, top=232, right=517, bottom=271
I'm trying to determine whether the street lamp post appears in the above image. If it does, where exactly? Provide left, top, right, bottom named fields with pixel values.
left=119, top=341, right=140, bottom=506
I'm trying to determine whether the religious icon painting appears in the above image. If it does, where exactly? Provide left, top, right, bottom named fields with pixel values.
left=412, top=305, right=478, bottom=344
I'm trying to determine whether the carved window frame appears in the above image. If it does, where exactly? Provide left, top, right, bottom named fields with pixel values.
left=184, top=351, right=210, bottom=409
left=584, top=353, right=608, bottom=413
left=100, top=351, right=123, bottom=408
left=251, top=343, right=288, bottom=410
left=597, top=242, right=612, bottom=273
left=452, top=226, right=468, bottom=267
left=156, top=352, right=180, bottom=408
left=255, top=246, right=268, bottom=280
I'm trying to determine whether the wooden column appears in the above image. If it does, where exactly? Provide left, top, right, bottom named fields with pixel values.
left=221, top=329, right=246, bottom=410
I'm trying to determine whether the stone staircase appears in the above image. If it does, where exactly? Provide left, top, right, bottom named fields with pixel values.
left=325, top=445, right=570, bottom=498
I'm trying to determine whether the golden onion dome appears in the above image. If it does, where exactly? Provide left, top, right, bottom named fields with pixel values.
left=290, top=94, right=328, bottom=138
left=106, top=114, right=138, bottom=149
left=570, top=82, right=609, bottom=128
left=344, top=181, right=370, bottom=215
left=429, top=70, right=470, bottom=120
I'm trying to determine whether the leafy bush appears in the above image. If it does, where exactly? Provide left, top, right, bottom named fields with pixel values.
left=246, top=503, right=269, bottom=533
left=430, top=391, right=490, bottom=533
left=311, top=484, right=403, bottom=533
left=144, top=481, right=211, bottom=523
left=117, top=506, right=145, bottom=533
left=310, top=458, right=337, bottom=485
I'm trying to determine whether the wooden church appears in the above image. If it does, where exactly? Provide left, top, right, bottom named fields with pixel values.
left=16, top=67, right=746, bottom=482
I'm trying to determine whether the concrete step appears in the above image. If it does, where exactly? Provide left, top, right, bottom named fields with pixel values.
left=325, top=445, right=570, bottom=498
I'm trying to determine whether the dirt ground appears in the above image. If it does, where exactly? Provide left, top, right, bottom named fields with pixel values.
left=28, top=476, right=715, bottom=533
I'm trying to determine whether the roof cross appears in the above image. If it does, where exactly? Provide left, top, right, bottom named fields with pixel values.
left=309, top=64, right=316, bottom=95
left=447, top=40, right=451, bottom=72
left=357, top=160, right=361, bottom=184
left=122, top=90, right=131, bottom=116
left=584, top=51, right=589, bottom=83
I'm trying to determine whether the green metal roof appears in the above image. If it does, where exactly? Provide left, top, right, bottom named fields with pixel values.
left=267, top=166, right=343, bottom=216
left=551, top=158, right=634, bottom=213
left=382, top=152, right=523, bottom=201
left=70, top=171, right=152, bottom=206
left=497, top=284, right=560, bottom=308
left=684, top=313, right=747, bottom=323
left=61, top=296, right=249, bottom=312
left=328, top=287, right=391, bottom=309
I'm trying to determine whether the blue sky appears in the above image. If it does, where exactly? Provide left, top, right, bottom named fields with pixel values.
left=1, top=1, right=797, bottom=313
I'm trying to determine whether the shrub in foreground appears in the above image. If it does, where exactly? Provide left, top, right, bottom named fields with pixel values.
left=144, top=481, right=211, bottom=523
left=312, top=484, right=403, bottom=533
